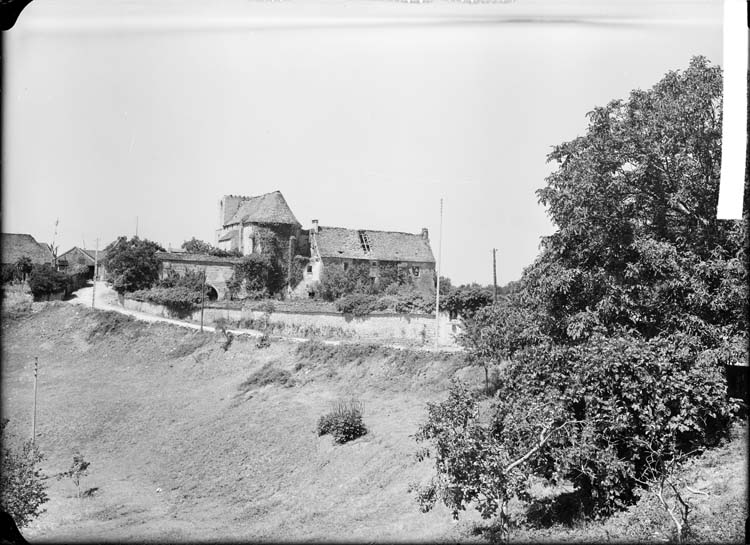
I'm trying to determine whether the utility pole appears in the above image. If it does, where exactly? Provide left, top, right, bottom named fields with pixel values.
left=92, top=238, right=99, bottom=308
left=493, top=248, right=498, bottom=304
left=434, top=198, right=443, bottom=349
left=51, top=218, right=60, bottom=268
left=31, top=357, right=38, bottom=445
left=200, top=267, right=207, bottom=332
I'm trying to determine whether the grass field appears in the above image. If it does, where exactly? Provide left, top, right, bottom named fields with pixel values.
left=1, top=303, right=746, bottom=542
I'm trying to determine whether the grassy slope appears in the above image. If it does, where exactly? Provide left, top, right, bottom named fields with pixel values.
left=1, top=304, right=746, bottom=542
left=1, top=303, right=482, bottom=542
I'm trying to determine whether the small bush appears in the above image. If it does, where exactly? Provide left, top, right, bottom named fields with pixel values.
left=394, top=288, right=435, bottom=314
left=335, top=293, right=384, bottom=316
left=0, top=420, right=48, bottom=528
left=239, top=363, right=294, bottom=392
left=28, top=264, right=67, bottom=299
left=317, top=399, right=367, bottom=444
left=1, top=284, right=33, bottom=318
left=130, top=286, right=202, bottom=318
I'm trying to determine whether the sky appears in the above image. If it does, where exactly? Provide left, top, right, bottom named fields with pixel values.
left=2, top=0, right=723, bottom=285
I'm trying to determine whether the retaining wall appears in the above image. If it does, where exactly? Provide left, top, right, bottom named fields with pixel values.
left=122, top=298, right=461, bottom=346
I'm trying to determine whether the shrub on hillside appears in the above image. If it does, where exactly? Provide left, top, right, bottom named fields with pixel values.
left=394, top=288, right=435, bottom=314
left=28, top=264, right=67, bottom=299
left=335, top=293, right=388, bottom=316
left=239, top=363, right=294, bottom=392
left=317, top=399, right=367, bottom=444
left=0, top=420, right=48, bottom=528
left=130, top=286, right=202, bottom=318
left=412, top=334, right=739, bottom=530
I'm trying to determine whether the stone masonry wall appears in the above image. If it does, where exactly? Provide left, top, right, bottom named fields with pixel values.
left=122, top=298, right=461, bottom=347
left=160, top=261, right=236, bottom=300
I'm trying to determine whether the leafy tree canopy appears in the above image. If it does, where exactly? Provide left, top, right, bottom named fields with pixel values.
left=416, top=57, right=747, bottom=530
left=102, top=236, right=164, bottom=294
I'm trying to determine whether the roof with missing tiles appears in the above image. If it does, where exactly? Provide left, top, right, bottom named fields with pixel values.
left=313, top=226, right=435, bottom=263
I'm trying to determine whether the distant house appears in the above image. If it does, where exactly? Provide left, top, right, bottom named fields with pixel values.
left=298, top=220, right=436, bottom=297
left=1, top=233, right=55, bottom=266
left=57, top=247, right=107, bottom=279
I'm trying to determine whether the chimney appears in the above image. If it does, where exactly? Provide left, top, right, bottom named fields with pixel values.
left=311, top=219, right=319, bottom=234
left=421, top=227, right=429, bottom=241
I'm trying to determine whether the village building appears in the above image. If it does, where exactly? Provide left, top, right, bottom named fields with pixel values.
left=156, top=190, right=436, bottom=301
left=1, top=233, right=55, bottom=267
left=297, top=221, right=436, bottom=297
left=57, top=246, right=107, bottom=279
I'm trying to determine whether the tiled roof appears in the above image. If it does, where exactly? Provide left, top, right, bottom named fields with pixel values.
left=314, top=226, right=435, bottom=263
left=1, top=233, right=55, bottom=265
left=155, top=251, right=245, bottom=265
left=225, top=191, right=301, bottom=227
left=82, top=248, right=107, bottom=261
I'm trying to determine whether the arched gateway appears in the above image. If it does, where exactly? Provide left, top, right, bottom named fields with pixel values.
left=155, top=252, right=244, bottom=301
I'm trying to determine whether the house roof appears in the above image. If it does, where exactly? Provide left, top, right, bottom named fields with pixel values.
left=225, top=191, right=301, bottom=227
left=58, top=247, right=107, bottom=263
left=313, top=226, right=435, bottom=263
left=1, top=233, right=55, bottom=265
left=155, top=251, right=245, bottom=265
left=82, top=248, right=107, bottom=262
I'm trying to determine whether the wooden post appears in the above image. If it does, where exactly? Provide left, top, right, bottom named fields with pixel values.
left=434, top=198, right=443, bottom=349
left=200, top=267, right=206, bottom=332
left=287, top=236, right=295, bottom=296
left=32, top=357, right=38, bottom=444
left=92, top=238, right=99, bottom=308
left=493, top=248, right=498, bottom=304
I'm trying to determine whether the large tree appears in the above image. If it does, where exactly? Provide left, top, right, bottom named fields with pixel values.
left=416, top=57, right=746, bottom=530
left=103, top=236, right=165, bottom=294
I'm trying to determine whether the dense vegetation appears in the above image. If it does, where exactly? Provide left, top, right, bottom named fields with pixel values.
left=130, top=269, right=211, bottom=317
left=317, top=399, right=368, bottom=444
left=0, top=420, right=48, bottom=528
left=181, top=237, right=241, bottom=257
left=413, top=57, right=747, bottom=539
left=102, top=237, right=165, bottom=294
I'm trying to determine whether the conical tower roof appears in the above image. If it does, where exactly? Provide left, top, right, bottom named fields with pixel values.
left=226, top=191, right=301, bottom=227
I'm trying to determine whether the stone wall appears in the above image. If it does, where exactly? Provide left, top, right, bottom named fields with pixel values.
left=159, top=260, right=236, bottom=300
left=122, top=298, right=462, bottom=347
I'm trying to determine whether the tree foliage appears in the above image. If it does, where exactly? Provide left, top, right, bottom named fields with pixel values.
left=0, top=420, right=48, bottom=528
left=415, top=57, right=746, bottom=531
left=181, top=237, right=241, bottom=257
left=27, top=264, right=67, bottom=298
left=442, top=284, right=493, bottom=318
left=103, top=237, right=165, bottom=294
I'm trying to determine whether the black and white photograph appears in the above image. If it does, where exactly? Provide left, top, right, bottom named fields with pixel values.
left=1, top=0, right=747, bottom=542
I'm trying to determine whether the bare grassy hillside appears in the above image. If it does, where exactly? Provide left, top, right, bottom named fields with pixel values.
left=2, top=304, right=745, bottom=543
left=1, top=303, right=482, bottom=542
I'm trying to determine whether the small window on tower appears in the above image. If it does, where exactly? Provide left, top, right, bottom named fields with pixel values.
left=343, top=262, right=349, bottom=271
left=306, top=265, right=313, bottom=274
left=412, top=266, right=420, bottom=277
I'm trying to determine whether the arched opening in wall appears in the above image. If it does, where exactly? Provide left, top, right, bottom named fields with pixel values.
left=205, top=285, right=218, bottom=302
